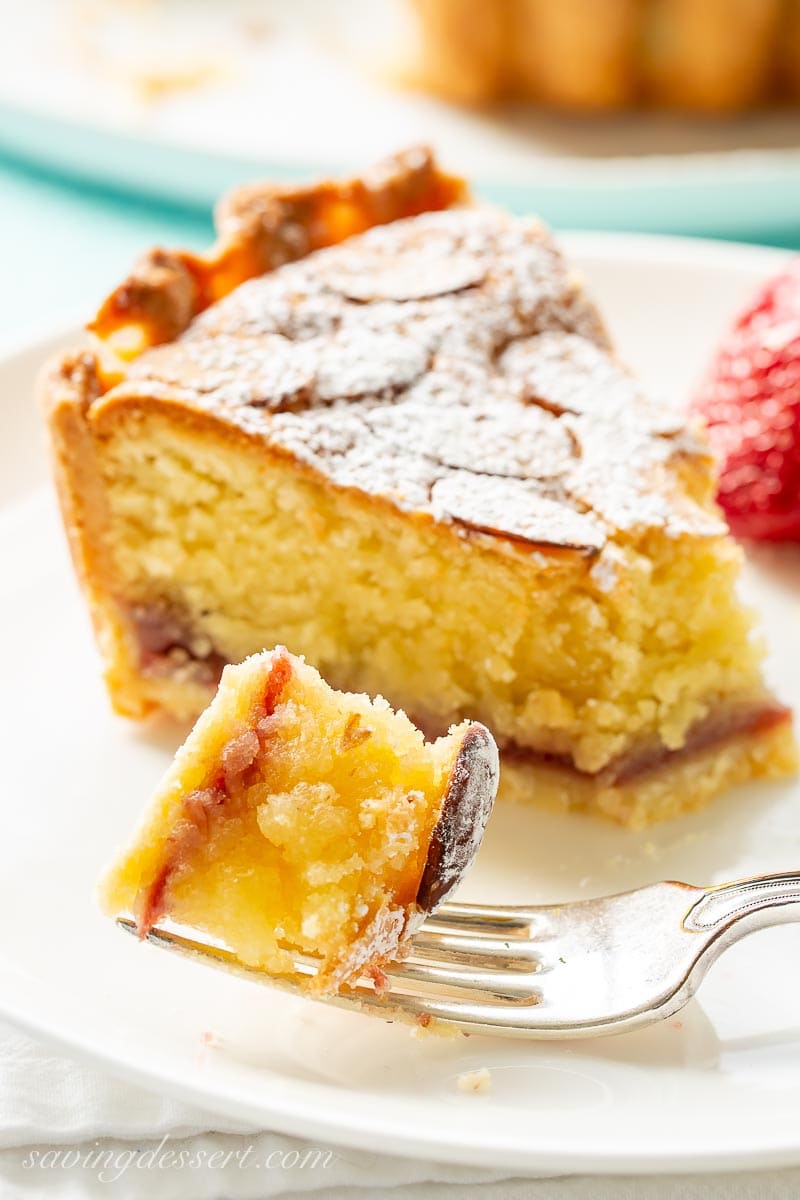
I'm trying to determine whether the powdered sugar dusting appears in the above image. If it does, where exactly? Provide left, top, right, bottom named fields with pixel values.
left=116, top=208, right=722, bottom=550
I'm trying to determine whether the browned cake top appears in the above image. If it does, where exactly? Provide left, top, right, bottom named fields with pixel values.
left=103, top=208, right=724, bottom=555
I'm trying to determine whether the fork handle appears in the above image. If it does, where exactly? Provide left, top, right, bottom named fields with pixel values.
left=684, top=871, right=800, bottom=940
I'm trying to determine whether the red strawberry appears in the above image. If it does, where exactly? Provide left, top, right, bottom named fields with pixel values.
left=691, top=259, right=800, bottom=542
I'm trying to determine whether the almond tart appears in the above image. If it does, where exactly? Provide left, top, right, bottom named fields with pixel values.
left=42, top=147, right=796, bottom=829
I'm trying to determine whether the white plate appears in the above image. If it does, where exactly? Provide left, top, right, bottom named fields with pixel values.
left=1, top=1, right=799, bottom=237
left=3, top=234, right=800, bottom=1176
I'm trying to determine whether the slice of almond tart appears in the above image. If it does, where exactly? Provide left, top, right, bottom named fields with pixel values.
left=43, top=146, right=796, bottom=828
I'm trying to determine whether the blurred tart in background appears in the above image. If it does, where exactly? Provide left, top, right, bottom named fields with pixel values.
left=407, top=0, right=800, bottom=111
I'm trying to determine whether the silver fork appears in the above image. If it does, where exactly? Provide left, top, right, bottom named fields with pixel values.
left=118, top=869, right=800, bottom=1039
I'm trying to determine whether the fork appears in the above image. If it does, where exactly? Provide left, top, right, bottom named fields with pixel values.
left=118, top=869, right=800, bottom=1039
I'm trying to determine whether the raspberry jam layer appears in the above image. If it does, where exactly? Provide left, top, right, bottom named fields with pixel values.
left=127, top=605, right=790, bottom=792
left=502, top=702, right=791, bottom=785
left=136, top=649, right=292, bottom=935
left=129, top=603, right=227, bottom=686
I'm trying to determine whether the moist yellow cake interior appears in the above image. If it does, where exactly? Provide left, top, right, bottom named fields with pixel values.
left=101, top=651, right=471, bottom=987
left=101, top=408, right=771, bottom=780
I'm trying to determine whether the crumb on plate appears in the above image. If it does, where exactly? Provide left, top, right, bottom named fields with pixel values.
left=457, top=1067, right=492, bottom=1094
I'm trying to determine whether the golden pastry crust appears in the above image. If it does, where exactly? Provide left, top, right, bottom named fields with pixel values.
left=779, top=0, right=800, bottom=100
left=408, top=0, right=510, bottom=104
left=513, top=0, right=640, bottom=109
left=642, top=0, right=782, bottom=110
left=39, top=351, right=135, bottom=696
left=89, top=146, right=467, bottom=355
left=407, top=0, right=791, bottom=110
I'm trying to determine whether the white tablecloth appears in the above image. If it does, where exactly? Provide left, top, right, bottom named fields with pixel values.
left=3, top=1020, right=800, bottom=1200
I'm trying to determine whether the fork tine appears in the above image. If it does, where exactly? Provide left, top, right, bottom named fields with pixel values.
left=387, top=956, right=540, bottom=992
left=409, top=927, right=535, bottom=961
left=116, top=919, right=317, bottom=979
left=426, top=902, right=532, bottom=932
left=339, top=985, right=543, bottom=1030
left=406, top=942, right=538, bottom=971
left=119, top=918, right=539, bottom=984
